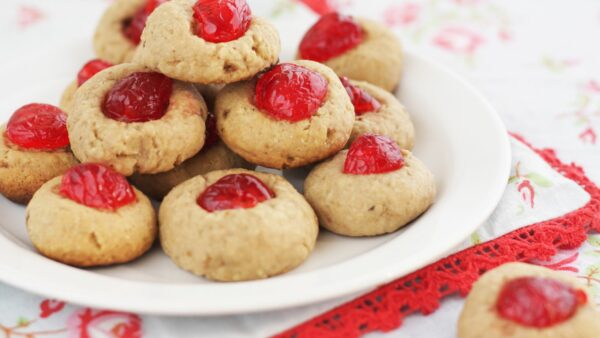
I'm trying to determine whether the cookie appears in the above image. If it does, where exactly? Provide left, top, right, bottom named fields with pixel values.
left=159, top=169, right=318, bottom=281
left=298, top=13, right=403, bottom=91
left=60, top=59, right=113, bottom=114
left=135, top=0, right=280, bottom=84
left=304, top=134, right=435, bottom=236
left=68, top=63, right=207, bottom=176
left=26, top=164, right=157, bottom=267
left=0, top=104, right=78, bottom=204
left=93, top=0, right=145, bottom=64
left=341, top=77, right=414, bottom=149
left=59, top=81, right=77, bottom=114
left=458, top=262, right=600, bottom=338
left=194, top=84, right=224, bottom=111
left=130, top=141, right=252, bottom=200
left=215, top=60, right=354, bottom=169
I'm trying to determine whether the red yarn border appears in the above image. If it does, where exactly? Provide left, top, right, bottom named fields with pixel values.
left=276, top=135, right=600, bottom=338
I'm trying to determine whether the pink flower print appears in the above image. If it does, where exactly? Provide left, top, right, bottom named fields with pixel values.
left=579, top=127, right=597, bottom=144
left=585, top=80, right=600, bottom=93
left=67, top=309, right=142, bottom=338
left=40, top=299, right=66, bottom=319
left=384, top=3, right=420, bottom=27
left=17, top=5, right=45, bottom=29
left=296, top=0, right=342, bottom=15
left=498, top=29, right=512, bottom=42
left=433, top=27, right=485, bottom=55
left=518, top=180, right=535, bottom=208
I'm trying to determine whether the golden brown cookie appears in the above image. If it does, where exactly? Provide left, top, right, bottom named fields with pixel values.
left=215, top=60, right=354, bottom=169
left=130, top=141, right=252, bottom=200
left=298, top=13, right=403, bottom=91
left=159, top=169, right=318, bottom=281
left=135, top=0, right=280, bottom=84
left=0, top=126, right=78, bottom=204
left=93, top=0, right=146, bottom=64
left=304, top=135, right=435, bottom=236
left=26, top=164, right=157, bottom=267
left=342, top=78, right=414, bottom=149
left=458, top=262, right=600, bottom=338
left=68, top=63, right=207, bottom=176
left=59, top=81, right=77, bottom=113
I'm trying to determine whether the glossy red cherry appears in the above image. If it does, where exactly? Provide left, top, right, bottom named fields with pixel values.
left=77, top=59, right=113, bottom=86
left=299, top=12, right=364, bottom=62
left=340, top=76, right=381, bottom=115
left=255, top=63, right=328, bottom=122
left=123, top=9, right=148, bottom=45
left=59, top=163, right=137, bottom=211
left=496, top=277, right=587, bottom=328
left=123, top=0, right=168, bottom=44
left=202, top=112, right=219, bottom=151
left=193, top=0, right=252, bottom=43
left=5, top=104, right=69, bottom=151
left=198, top=173, right=274, bottom=212
left=343, top=134, right=404, bottom=175
left=102, top=72, right=173, bottom=123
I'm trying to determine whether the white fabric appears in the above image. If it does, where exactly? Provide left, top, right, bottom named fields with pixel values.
left=0, top=1, right=599, bottom=337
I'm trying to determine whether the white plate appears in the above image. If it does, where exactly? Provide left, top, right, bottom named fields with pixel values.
left=0, top=42, right=510, bottom=315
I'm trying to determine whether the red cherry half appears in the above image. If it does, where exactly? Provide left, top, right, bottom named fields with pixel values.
left=59, top=163, right=137, bottom=211
left=343, top=134, right=404, bottom=175
left=5, top=104, right=69, bottom=151
left=102, top=72, right=173, bottom=123
left=496, top=276, right=587, bottom=328
left=299, top=12, right=364, bottom=62
left=255, top=63, right=328, bottom=122
left=198, top=173, right=274, bottom=212
left=193, top=0, right=252, bottom=43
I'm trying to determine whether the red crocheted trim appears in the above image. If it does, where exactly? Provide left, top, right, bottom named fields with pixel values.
left=276, top=135, right=600, bottom=338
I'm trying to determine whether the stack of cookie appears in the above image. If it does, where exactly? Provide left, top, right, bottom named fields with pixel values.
left=0, top=0, right=436, bottom=282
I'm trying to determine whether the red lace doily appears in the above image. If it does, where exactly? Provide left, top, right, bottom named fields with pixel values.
left=276, top=135, right=600, bottom=338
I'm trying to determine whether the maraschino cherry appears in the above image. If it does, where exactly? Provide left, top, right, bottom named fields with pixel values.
left=496, top=277, right=587, bottom=328
left=255, top=63, right=328, bottom=122
left=340, top=76, right=381, bottom=115
left=77, top=59, right=113, bottom=86
left=198, top=173, right=274, bottom=212
left=123, top=0, right=169, bottom=44
left=102, top=72, right=173, bottom=123
left=343, top=134, right=404, bottom=175
left=5, top=104, right=69, bottom=151
left=193, top=0, right=252, bottom=43
left=59, top=163, right=137, bottom=211
left=299, top=12, right=364, bottom=62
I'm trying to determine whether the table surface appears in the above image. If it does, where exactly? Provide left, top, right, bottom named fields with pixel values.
left=0, top=0, right=599, bottom=337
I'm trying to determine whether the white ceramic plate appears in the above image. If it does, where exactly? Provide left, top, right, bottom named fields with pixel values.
left=0, top=42, right=510, bottom=315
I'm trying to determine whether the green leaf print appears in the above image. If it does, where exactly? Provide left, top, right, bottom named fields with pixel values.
left=525, top=173, right=553, bottom=187
left=587, top=235, right=600, bottom=247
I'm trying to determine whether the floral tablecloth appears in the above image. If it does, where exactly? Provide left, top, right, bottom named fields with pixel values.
left=0, top=0, right=599, bottom=337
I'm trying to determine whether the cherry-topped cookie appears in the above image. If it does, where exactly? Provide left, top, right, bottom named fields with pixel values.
left=60, top=59, right=113, bottom=113
left=459, top=263, right=600, bottom=338
left=130, top=113, right=252, bottom=200
left=68, top=63, right=207, bottom=176
left=94, top=0, right=168, bottom=64
left=215, top=60, right=354, bottom=169
left=298, top=12, right=403, bottom=92
left=0, top=104, right=78, bottom=204
left=26, top=163, right=157, bottom=267
left=159, top=169, right=318, bottom=281
left=136, top=0, right=280, bottom=84
left=304, top=134, right=435, bottom=236
left=341, top=77, right=414, bottom=149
